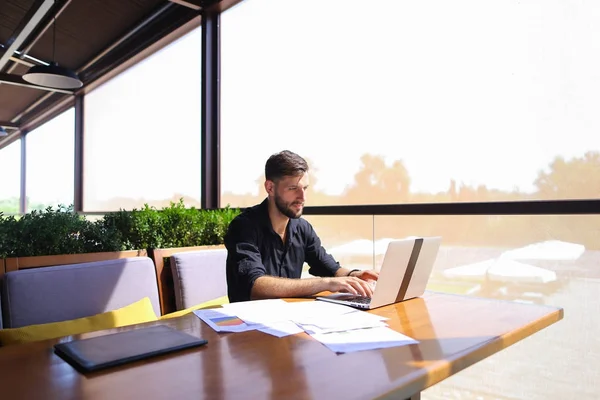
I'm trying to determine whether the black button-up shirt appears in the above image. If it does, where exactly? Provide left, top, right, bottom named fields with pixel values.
left=224, top=199, right=341, bottom=302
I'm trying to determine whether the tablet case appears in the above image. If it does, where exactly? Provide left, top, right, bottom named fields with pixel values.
left=54, top=324, right=208, bottom=373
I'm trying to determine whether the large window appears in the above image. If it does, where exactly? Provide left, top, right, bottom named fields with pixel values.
left=221, top=0, right=600, bottom=207
left=83, top=28, right=202, bottom=211
left=0, top=139, right=21, bottom=213
left=26, top=108, right=74, bottom=211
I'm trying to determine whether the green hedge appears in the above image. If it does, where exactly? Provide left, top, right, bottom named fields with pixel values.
left=0, top=200, right=241, bottom=258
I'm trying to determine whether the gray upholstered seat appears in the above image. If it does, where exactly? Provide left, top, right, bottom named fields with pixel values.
left=0, top=257, right=160, bottom=329
left=170, top=249, right=227, bottom=310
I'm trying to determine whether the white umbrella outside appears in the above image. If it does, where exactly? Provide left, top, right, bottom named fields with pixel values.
left=501, top=240, right=585, bottom=261
left=329, top=237, right=417, bottom=257
left=443, top=258, right=557, bottom=284
left=374, top=238, right=395, bottom=255
left=328, top=239, right=374, bottom=257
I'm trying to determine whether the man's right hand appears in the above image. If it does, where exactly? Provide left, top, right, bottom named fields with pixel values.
left=324, top=276, right=374, bottom=298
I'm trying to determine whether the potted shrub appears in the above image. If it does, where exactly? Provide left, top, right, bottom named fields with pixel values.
left=0, top=200, right=240, bottom=313
left=102, top=200, right=240, bottom=313
left=0, top=205, right=145, bottom=274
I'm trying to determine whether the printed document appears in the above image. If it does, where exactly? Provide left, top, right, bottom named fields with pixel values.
left=309, top=326, right=418, bottom=353
left=195, top=299, right=419, bottom=353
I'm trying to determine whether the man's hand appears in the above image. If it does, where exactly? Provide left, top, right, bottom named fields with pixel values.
left=251, top=269, right=380, bottom=300
left=349, top=269, right=379, bottom=282
left=325, top=276, right=374, bottom=298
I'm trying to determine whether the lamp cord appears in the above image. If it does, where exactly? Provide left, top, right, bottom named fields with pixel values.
left=52, top=16, right=56, bottom=63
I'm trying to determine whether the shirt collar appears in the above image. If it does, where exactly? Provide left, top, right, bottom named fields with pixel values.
left=258, top=197, right=299, bottom=239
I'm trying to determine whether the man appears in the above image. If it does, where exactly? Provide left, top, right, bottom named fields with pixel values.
left=225, top=150, right=379, bottom=303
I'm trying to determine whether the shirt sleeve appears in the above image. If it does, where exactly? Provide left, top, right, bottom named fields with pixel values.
left=303, top=222, right=341, bottom=277
left=224, top=216, right=266, bottom=302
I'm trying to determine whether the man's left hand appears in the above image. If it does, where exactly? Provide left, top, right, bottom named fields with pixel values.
left=350, top=269, right=379, bottom=282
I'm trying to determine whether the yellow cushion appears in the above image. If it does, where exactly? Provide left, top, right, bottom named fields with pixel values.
left=160, top=295, right=229, bottom=320
left=0, top=297, right=158, bottom=346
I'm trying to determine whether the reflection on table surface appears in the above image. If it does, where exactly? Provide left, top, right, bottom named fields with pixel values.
left=0, top=292, right=563, bottom=400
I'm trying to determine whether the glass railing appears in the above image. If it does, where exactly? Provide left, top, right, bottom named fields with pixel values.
left=303, top=213, right=600, bottom=400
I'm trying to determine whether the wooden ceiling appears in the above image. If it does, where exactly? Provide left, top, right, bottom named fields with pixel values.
left=0, top=0, right=241, bottom=148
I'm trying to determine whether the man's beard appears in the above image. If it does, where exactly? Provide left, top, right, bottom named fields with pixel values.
left=274, top=194, right=303, bottom=219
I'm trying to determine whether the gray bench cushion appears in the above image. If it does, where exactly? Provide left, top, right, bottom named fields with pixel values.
left=1, top=257, right=160, bottom=329
left=170, top=249, right=227, bottom=310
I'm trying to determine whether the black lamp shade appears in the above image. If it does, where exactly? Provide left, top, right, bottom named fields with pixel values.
left=22, top=62, right=83, bottom=89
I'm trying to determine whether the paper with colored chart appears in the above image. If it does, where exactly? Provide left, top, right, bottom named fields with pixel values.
left=193, top=308, right=258, bottom=333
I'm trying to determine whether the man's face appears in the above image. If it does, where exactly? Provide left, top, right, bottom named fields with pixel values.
left=269, top=173, right=309, bottom=219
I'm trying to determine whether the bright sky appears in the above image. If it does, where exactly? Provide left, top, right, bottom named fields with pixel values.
left=1, top=0, right=600, bottom=203
left=82, top=29, right=201, bottom=206
left=26, top=109, right=74, bottom=204
left=221, top=0, right=600, bottom=196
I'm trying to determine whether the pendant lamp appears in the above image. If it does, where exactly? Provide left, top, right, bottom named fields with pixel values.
left=22, top=16, right=82, bottom=89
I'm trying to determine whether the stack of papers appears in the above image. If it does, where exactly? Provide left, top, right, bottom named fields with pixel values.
left=310, top=326, right=418, bottom=353
left=193, top=299, right=419, bottom=353
left=294, top=311, right=388, bottom=334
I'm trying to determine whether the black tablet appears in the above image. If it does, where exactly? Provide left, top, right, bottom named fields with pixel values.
left=54, top=324, right=208, bottom=373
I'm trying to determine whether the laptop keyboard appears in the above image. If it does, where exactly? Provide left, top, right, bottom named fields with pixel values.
left=348, top=296, right=371, bottom=305
left=316, top=294, right=372, bottom=309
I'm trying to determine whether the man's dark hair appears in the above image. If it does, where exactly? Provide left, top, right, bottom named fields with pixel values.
left=265, top=150, right=309, bottom=182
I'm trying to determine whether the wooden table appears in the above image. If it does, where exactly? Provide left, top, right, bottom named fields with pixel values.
left=0, top=292, right=563, bottom=400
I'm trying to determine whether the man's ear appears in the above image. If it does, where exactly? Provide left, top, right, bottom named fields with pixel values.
left=265, top=180, right=275, bottom=196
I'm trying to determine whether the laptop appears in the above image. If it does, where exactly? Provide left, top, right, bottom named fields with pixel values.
left=316, top=236, right=441, bottom=310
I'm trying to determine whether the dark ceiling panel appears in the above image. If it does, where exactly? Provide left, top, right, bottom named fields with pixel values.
left=25, top=0, right=166, bottom=70
left=0, top=82, right=48, bottom=121
left=211, top=0, right=244, bottom=12
left=0, top=0, right=35, bottom=45
left=10, top=62, right=28, bottom=74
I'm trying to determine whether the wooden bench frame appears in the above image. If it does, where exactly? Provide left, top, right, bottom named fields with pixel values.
left=148, top=245, right=225, bottom=315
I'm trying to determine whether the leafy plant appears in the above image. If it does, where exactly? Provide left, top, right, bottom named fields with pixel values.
left=0, top=213, right=19, bottom=257
left=101, top=204, right=164, bottom=250
left=198, top=206, right=239, bottom=245
left=0, top=205, right=123, bottom=257
left=0, top=201, right=241, bottom=258
left=102, top=199, right=240, bottom=249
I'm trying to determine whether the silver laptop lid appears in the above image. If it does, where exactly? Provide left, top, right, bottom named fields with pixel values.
left=370, top=237, right=441, bottom=309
